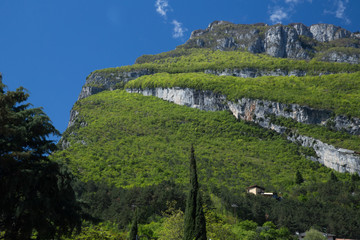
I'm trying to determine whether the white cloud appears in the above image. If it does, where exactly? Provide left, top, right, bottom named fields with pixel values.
left=269, top=8, right=288, bottom=24
left=154, top=0, right=187, bottom=39
left=335, top=0, right=351, bottom=24
left=269, top=0, right=312, bottom=24
left=155, top=0, right=170, bottom=18
left=172, top=20, right=187, bottom=38
left=324, top=0, right=350, bottom=24
left=171, top=20, right=187, bottom=38
left=285, top=0, right=300, bottom=3
left=285, top=0, right=312, bottom=4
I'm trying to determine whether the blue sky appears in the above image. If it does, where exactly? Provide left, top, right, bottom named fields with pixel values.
left=1, top=0, right=359, bottom=139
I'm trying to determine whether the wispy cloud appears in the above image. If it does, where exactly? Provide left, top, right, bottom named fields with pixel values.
left=172, top=20, right=187, bottom=38
left=154, top=0, right=187, bottom=39
left=285, top=0, right=312, bottom=3
left=324, top=0, right=351, bottom=24
left=155, top=0, right=170, bottom=18
left=335, top=0, right=351, bottom=24
left=269, top=0, right=312, bottom=24
left=269, top=7, right=288, bottom=24
left=285, top=0, right=300, bottom=3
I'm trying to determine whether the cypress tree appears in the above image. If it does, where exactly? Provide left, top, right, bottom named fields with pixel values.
left=129, top=209, right=138, bottom=240
left=295, top=170, right=304, bottom=185
left=183, top=146, right=207, bottom=240
left=330, top=172, right=338, bottom=182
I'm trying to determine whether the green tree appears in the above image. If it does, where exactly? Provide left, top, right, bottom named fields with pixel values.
left=158, top=201, right=184, bottom=240
left=330, top=172, right=338, bottom=182
left=0, top=78, right=81, bottom=239
left=295, top=170, right=304, bottom=185
left=303, top=228, right=327, bottom=240
left=183, top=146, right=207, bottom=240
left=129, top=210, right=138, bottom=240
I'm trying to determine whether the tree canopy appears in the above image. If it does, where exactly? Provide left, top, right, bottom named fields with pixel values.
left=0, top=78, right=81, bottom=239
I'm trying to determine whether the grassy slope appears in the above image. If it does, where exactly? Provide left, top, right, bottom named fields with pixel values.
left=53, top=90, right=334, bottom=192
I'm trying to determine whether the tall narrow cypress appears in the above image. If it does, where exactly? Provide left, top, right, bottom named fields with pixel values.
left=183, top=146, right=207, bottom=240
left=295, top=170, right=304, bottom=185
left=129, top=209, right=138, bottom=240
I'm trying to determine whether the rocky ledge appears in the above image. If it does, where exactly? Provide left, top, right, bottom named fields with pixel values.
left=78, top=69, right=153, bottom=100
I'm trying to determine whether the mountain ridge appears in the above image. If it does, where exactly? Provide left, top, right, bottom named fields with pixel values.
left=181, top=21, right=360, bottom=62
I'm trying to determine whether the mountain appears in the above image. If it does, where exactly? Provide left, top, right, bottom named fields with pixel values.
left=56, top=21, right=360, bottom=186
left=50, top=21, right=360, bottom=238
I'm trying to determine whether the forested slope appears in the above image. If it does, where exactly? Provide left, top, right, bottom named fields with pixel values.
left=53, top=21, right=360, bottom=239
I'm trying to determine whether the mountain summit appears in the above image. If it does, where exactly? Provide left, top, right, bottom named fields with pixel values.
left=180, top=21, right=360, bottom=63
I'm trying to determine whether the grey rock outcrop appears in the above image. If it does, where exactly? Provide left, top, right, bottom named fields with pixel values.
left=309, top=24, right=352, bottom=42
left=291, top=23, right=313, bottom=38
left=264, top=25, right=308, bottom=58
left=320, top=51, right=360, bottom=64
left=126, top=87, right=360, bottom=174
left=287, top=133, right=360, bottom=173
left=185, top=21, right=359, bottom=63
left=204, top=68, right=307, bottom=77
left=78, top=69, right=153, bottom=100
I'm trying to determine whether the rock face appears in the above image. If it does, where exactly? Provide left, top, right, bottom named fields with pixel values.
left=264, top=25, right=308, bottom=58
left=204, top=68, right=307, bottom=77
left=78, top=69, right=153, bottom=100
left=287, top=134, right=360, bottom=174
left=320, top=51, right=360, bottom=64
left=309, top=24, right=352, bottom=42
left=185, top=21, right=360, bottom=63
left=126, top=87, right=360, bottom=174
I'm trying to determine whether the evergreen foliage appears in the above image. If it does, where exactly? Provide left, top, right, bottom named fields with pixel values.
left=330, top=172, right=338, bottom=182
left=183, top=146, right=207, bottom=240
left=0, top=80, right=81, bottom=239
left=73, top=180, right=186, bottom=229
left=295, top=170, right=304, bottom=185
left=129, top=210, right=138, bottom=240
left=214, top=178, right=360, bottom=238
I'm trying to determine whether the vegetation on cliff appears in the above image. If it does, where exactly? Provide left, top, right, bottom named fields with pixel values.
left=126, top=71, right=360, bottom=118
left=92, top=48, right=360, bottom=79
left=54, top=90, right=335, bottom=190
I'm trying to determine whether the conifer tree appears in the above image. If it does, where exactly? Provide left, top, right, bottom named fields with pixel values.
left=295, top=170, right=304, bottom=185
left=183, top=146, right=207, bottom=240
left=330, top=172, right=338, bottom=182
left=129, top=209, right=138, bottom=240
left=0, top=77, right=81, bottom=239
